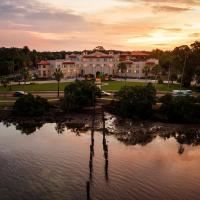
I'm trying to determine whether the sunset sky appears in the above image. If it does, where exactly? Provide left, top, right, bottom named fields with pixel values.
left=1, top=0, right=200, bottom=51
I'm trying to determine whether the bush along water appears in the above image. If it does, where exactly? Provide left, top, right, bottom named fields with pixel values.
left=62, top=80, right=101, bottom=112
left=111, top=83, right=156, bottom=120
left=13, top=94, right=49, bottom=117
left=159, top=94, right=200, bottom=123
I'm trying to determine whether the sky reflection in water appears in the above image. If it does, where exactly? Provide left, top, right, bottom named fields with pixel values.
left=0, top=116, right=200, bottom=200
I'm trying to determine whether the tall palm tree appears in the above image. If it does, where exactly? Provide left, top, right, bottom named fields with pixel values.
left=142, top=65, right=150, bottom=81
left=20, top=68, right=30, bottom=85
left=118, top=62, right=127, bottom=85
left=54, top=68, right=64, bottom=98
left=151, top=65, right=161, bottom=83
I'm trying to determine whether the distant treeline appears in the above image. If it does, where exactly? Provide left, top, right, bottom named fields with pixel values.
left=1, top=41, right=200, bottom=87
left=0, top=46, right=74, bottom=76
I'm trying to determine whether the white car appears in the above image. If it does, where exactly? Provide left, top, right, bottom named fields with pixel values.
left=101, top=91, right=112, bottom=96
left=172, top=90, right=192, bottom=97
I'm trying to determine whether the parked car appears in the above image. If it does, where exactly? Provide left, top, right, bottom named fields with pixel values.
left=13, top=91, right=28, bottom=97
left=172, top=90, right=192, bottom=97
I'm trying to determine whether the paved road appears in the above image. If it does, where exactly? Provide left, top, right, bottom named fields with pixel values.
left=0, top=91, right=64, bottom=98
left=8, top=78, right=178, bottom=85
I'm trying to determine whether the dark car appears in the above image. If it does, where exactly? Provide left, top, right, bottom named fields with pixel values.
left=13, top=91, right=27, bottom=97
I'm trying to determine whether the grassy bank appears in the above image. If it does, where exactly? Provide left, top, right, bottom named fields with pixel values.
left=0, top=82, right=70, bottom=92
left=101, top=81, right=181, bottom=92
left=0, top=81, right=182, bottom=92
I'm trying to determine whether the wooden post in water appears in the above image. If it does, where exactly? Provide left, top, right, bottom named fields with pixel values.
left=86, top=181, right=90, bottom=200
left=102, top=106, right=109, bottom=181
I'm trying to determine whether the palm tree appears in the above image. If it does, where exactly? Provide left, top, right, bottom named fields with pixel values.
left=151, top=65, right=161, bottom=83
left=118, top=62, right=127, bottom=85
left=142, top=65, right=150, bottom=81
left=0, top=77, right=9, bottom=88
left=54, top=68, right=64, bottom=98
left=20, top=68, right=30, bottom=85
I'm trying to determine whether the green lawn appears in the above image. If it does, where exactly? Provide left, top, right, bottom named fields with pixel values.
left=102, top=81, right=181, bottom=92
left=0, top=81, right=182, bottom=93
left=0, top=82, right=70, bottom=92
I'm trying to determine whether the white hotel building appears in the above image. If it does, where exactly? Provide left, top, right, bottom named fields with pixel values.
left=37, top=49, right=159, bottom=79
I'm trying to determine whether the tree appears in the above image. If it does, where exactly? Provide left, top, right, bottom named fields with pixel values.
left=118, top=62, right=127, bottom=84
left=172, top=45, right=192, bottom=87
left=20, top=68, right=30, bottom=85
left=13, top=94, right=49, bottom=117
left=53, top=68, right=64, bottom=98
left=113, top=84, right=156, bottom=119
left=142, top=65, right=150, bottom=80
left=151, top=65, right=161, bottom=82
left=63, top=80, right=101, bottom=112
left=170, top=72, right=178, bottom=84
left=194, top=65, right=200, bottom=85
left=0, top=77, right=9, bottom=88
left=160, top=94, right=200, bottom=123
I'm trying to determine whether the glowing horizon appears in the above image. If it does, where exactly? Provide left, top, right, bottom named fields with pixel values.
left=0, top=0, right=200, bottom=51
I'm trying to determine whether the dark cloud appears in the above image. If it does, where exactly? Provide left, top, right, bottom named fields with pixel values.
left=158, top=27, right=183, bottom=32
left=119, top=0, right=200, bottom=6
left=152, top=5, right=191, bottom=12
left=0, top=0, right=88, bottom=33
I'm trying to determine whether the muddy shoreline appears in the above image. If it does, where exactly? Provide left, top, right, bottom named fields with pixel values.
left=1, top=108, right=200, bottom=142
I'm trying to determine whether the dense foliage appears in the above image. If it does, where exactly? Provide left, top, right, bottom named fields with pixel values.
left=160, top=94, right=200, bottom=123
left=151, top=41, right=200, bottom=87
left=113, top=84, right=156, bottom=119
left=13, top=94, right=49, bottom=117
left=62, top=80, right=101, bottom=111
left=0, top=46, right=68, bottom=76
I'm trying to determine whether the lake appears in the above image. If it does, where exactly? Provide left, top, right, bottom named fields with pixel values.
left=0, top=115, right=200, bottom=200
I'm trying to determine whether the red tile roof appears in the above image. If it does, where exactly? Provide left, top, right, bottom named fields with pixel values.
left=124, top=61, right=133, bottom=64
left=83, top=55, right=113, bottom=58
left=146, top=62, right=155, bottom=65
left=69, top=55, right=77, bottom=58
left=131, top=52, right=150, bottom=56
left=37, top=60, right=50, bottom=65
left=63, top=61, right=75, bottom=64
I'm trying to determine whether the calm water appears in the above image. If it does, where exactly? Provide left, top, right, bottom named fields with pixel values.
left=1, top=119, right=200, bottom=200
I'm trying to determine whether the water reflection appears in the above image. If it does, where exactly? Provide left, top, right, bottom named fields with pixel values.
left=1, top=114, right=200, bottom=200
left=105, top=113, right=200, bottom=155
left=102, top=107, right=109, bottom=181
left=14, top=122, right=43, bottom=135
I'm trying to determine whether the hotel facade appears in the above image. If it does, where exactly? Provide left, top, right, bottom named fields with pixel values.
left=37, top=49, right=159, bottom=79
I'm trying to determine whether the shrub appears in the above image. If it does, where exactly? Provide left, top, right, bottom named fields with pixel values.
left=62, top=80, right=101, bottom=112
left=160, top=94, right=200, bottom=123
left=113, top=83, right=156, bottom=119
left=13, top=94, right=49, bottom=117
left=158, top=77, right=163, bottom=84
